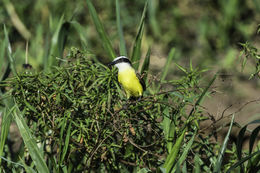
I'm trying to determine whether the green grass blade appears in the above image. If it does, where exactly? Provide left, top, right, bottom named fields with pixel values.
left=213, top=114, right=235, bottom=173
left=167, top=122, right=175, bottom=154
left=247, top=151, right=260, bottom=170
left=189, top=72, right=217, bottom=117
left=236, top=125, right=248, bottom=160
left=13, top=106, right=49, bottom=173
left=19, top=157, right=37, bottom=173
left=161, top=48, right=175, bottom=82
left=164, top=128, right=186, bottom=173
left=58, top=117, right=68, bottom=169
left=1, top=27, right=11, bottom=84
left=0, top=156, right=26, bottom=170
left=148, top=0, right=160, bottom=37
left=137, top=168, right=150, bottom=173
left=236, top=125, right=248, bottom=173
left=58, top=21, right=70, bottom=60
left=162, top=107, right=175, bottom=153
left=131, top=0, right=148, bottom=69
left=69, top=21, right=88, bottom=48
left=253, top=0, right=260, bottom=11
left=181, top=161, right=187, bottom=173
left=3, top=0, right=31, bottom=40
left=0, top=63, right=11, bottom=83
left=0, top=107, right=14, bottom=166
left=227, top=150, right=260, bottom=173
left=175, top=62, right=187, bottom=74
left=61, top=121, right=72, bottom=164
left=3, top=24, right=17, bottom=76
left=0, top=86, right=14, bottom=166
left=0, top=38, right=6, bottom=76
left=86, top=0, right=116, bottom=60
left=249, top=125, right=260, bottom=154
left=140, top=47, right=151, bottom=73
left=140, top=47, right=151, bottom=80
left=116, top=0, right=127, bottom=56
left=172, top=133, right=196, bottom=171
left=194, top=154, right=201, bottom=173
left=45, top=15, right=65, bottom=72
left=196, top=72, right=217, bottom=106
left=175, top=162, right=181, bottom=173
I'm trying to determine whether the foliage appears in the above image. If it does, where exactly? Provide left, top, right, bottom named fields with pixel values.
left=2, top=47, right=210, bottom=172
left=239, top=40, right=260, bottom=79
left=6, top=48, right=164, bottom=171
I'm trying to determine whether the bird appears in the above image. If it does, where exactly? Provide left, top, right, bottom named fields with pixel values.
left=108, top=56, right=146, bottom=99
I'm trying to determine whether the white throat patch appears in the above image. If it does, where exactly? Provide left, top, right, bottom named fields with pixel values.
left=115, top=62, right=132, bottom=72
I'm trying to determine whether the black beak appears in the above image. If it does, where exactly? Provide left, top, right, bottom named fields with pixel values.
left=107, top=61, right=115, bottom=69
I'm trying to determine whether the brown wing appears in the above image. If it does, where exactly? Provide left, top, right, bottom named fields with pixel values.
left=136, top=73, right=146, bottom=91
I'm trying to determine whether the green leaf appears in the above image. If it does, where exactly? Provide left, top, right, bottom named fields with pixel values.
left=194, top=154, right=201, bottom=173
left=227, top=150, right=260, bottom=173
left=24, top=100, right=37, bottom=113
left=0, top=38, right=6, bottom=77
left=3, top=24, right=17, bottom=76
left=69, top=21, right=88, bottom=48
left=161, top=48, right=175, bottom=82
left=172, top=133, right=196, bottom=171
left=236, top=125, right=247, bottom=160
left=181, top=161, right=187, bottom=173
left=0, top=62, right=11, bottom=83
left=131, top=0, right=148, bottom=69
left=197, top=72, right=217, bottom=106
left=13, top=106, right=49, bottom=173
left=188, top=72, right=217, bottom=117
left=148, top=0, right=160, bottom=37
left=0, top=107, right=14, bottom=165
left=140, top=47, right=151, bottom=84
left=58, top=21, right=70, bottom=59
left=248, top=151, right=260, bottom=170
left=252, top=0, right=260, bottom=12
left=0, top=156, right=27, bottom=171
left=164, top=128, right=186, bottom=173
left=58, top=117, right=67, bottom=166
left=45, top=15, right=65, bottom=72
left=213, top=114, right=235, bottom=173
left=137, top=168, right=150, bottom=173
left=86, top=0, right=116, bottom=60
left=116, top=0, right=127, bottom=56
left=162, top=107, right=175, bottom=153
left=20, top=157, right=37, bottom=173
left=167, top=122, right=175, bottom=153
left=2, top=0, right=31, bottom=40
left=0, top=88, right=14, bottom=166
left=141, top=47, right=151, bottom=74
left=236, top=124, right=247, bottom=171
left=249, top=125, right=260, bottom=154
left=61, top=121, right=72, bottom=164
left=175, top=62, right=187, bottom=74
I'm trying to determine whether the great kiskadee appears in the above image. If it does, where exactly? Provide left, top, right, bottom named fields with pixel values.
left=108, top=56, right=145, bottom=99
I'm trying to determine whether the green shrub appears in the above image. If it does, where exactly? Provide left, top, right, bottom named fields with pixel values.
left=3, top=47, right=208, bottom=172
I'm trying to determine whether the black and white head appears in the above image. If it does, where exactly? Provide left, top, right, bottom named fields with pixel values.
left=108, top=56, right=133, bottom=71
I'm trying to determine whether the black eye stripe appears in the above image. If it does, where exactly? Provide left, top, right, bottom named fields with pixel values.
left=112, top=58, right=132, bottom=65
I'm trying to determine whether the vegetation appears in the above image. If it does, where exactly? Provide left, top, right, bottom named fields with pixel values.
left=0, top=0, right=260, bottom=172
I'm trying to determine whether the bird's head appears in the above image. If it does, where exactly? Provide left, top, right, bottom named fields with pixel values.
left=108, top=56, right=132, bottom=71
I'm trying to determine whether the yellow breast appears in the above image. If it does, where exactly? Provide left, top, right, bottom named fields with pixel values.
left=118, top=68, right=143, bottom=98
